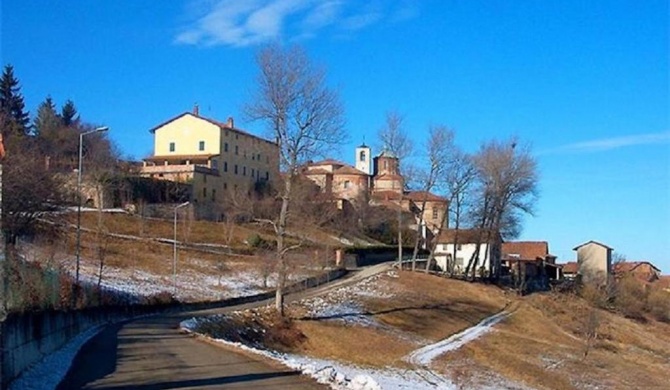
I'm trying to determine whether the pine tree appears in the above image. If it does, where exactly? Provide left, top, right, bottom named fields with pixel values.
left=0, top=64, right=30, bottom=137
left=61, top=99, right=79, bottom=126
left=34, top=96, right=61, bottom=137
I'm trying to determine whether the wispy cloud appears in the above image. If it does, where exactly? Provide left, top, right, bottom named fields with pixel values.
left=543, top=131, right=670, bottom=155
left=175, top=0, right=419, bottom=47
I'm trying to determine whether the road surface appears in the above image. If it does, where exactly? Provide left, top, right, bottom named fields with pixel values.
left=58, top=263, right=391, bottom=389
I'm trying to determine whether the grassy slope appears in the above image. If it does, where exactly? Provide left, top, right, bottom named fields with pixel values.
left=434, top=290, right=670, bottom=389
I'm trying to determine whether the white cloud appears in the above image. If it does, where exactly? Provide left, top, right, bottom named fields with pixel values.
left=175, top=0, right=419, bottom=47
left=545, top=131, right=670, bottom=154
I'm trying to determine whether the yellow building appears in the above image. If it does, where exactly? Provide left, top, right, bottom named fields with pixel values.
left=141, top=107, right=279, bottom=205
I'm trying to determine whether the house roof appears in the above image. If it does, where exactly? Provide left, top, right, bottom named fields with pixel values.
left=149, top=112, right=277, bottom=146
left=303, top=168, right=332, bottom=175
left=371, top=190, right=403, bottom=201
left=437, top=229, right=501, bottom=244
left=334, top=165, right=369, bottom=176
left=613, top=261, right=661, bottom=275
left=308, top=159, right=347, bottom=167
left=561, top=261, right=579, bottom=274
left=501, top=241, right=549, bottom=261
left=376, top=150, right=397, bottom=159
left=403, top=191, right=447, bottom=202
left=145, top=154, right=219, bottom=162
left=573, top=240, right=613, bottom=251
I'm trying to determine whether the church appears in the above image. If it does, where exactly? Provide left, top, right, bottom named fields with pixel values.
left=302, top=144, right=448, bottom=234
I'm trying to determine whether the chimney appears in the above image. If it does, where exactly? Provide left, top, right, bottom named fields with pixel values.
left=227, top=117, right=234, bottom=128
left=193, top=104, right=199, bottom=116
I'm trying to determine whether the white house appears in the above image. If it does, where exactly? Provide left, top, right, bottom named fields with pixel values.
left=434, top=229, right=502, bottom=276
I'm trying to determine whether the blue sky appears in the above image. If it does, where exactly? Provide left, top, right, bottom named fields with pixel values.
left=2, top=1, right=668, bottom=270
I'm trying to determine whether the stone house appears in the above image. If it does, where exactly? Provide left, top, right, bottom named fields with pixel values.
left=574, top=240, right=613, bottom=283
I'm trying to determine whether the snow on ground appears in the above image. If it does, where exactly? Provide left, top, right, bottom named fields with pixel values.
left=406, top=309, right=511, bottom=366
left=9, top=325, right=103, bottom=390
left=180, top=317, right=454, bottom=390
left=301, top=270, right=394, bottom=324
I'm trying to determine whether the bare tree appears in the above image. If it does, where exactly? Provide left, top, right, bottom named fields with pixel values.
left=376, top=110, right=416, bottom=189
left=409, top=125, right=454, bottom=270
left=446, top=151, right=476, bottom=274
left=377, top=110, right=413, bottom=164
left=245, top=43, right=346, bottom=316
left=465, top=138, right=538, bottom=280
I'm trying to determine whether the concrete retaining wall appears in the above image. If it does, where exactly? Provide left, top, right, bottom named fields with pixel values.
left=1, top=267, right=347, bottom=389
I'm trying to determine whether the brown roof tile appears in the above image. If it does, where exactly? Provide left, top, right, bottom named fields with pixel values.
left=437, top=229, right=501, bottom=244
left=502, top=241, right=549, bottom=261
left=334, top=165, right=369, bottom=176
left=403, top=191, right=447, bottom=202
left=561, top=261, right=579, bottom=274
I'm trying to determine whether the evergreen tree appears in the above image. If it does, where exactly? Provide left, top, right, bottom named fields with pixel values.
left=61, top=99, right=79, bottom=126
left=34, top=96, right=61, bottom=137
left=0, top=64, right=30, bottom=137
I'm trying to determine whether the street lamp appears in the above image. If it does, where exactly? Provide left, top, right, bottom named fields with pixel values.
left=75, top=126, right=109, bottom=288
left=173, top=201, right=190, bottom=296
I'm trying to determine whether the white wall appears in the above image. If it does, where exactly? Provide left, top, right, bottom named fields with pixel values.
left=434, top=243, right=492, bottom=274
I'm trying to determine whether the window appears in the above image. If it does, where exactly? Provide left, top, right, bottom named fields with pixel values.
left=199, top=141, right=205, bottom=151
left=243, top=166, right=246, bottom=176
left=203, top=187, right=207, bottom=198
left=234, top=165, right=238, bottom=174
left=211, top=189, right=216, bottom=201
left=257, top=153, right=261, bottom=161
left=223, top=182, right=227, bottom=190
left=235, top=134, right=239, bottom=140
left=265, top=171, right=269, bottom=180
left=359, top=150, right=366, bottom=162
left=235, top=145, right=239, bottom=155
left=251, top=168, right=255, bottom=177
left=224, top=143, right=229, bottom=152
left=169, top=142, right=175, bottom=152
left=343, top=180, right=350, bottom=189
left=383, top=160, right=388, bottom=170
left=211, top=159, right=218, bottom=169
left=251, top=154, right=255, bottom=160
left=457, top=244, right=462, bottom=251
left=432, top=207, right=438, bottom=220
left=224, top=161, right=228, bottom=172
left=225, top=130, right=229, bottom=137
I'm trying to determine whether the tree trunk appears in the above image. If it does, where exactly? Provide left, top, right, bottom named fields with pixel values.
left=275, top=176, right=292, bottom=316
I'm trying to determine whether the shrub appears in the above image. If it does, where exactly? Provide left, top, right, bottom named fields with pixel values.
left=614, top=275, right=647, bottom=320
left=646, top=287, right=670, bottom=322
left=247, top=233, right=262, bottom=248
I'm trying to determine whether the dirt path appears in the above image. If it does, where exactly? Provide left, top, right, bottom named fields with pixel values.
left=58, top=263, right=392, bottom=389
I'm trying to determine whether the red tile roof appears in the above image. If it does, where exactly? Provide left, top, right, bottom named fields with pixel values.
left=502, top=241, right=549, bottom=261
left=437, top=229, right=501, bottom=244
left=308, top=159, right=347, bottom=167
left=334, top=166, right=369, bottom=176
left=561, top=261, right=579, bottom=274
left=371, top=190, right=403, bottom=201
left=613, top=261, right=661, bottom=275
left=403, top=191, right=447, bottom=202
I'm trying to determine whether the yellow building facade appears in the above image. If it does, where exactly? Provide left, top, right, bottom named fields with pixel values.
left=141, top=108, right=279, bottom=205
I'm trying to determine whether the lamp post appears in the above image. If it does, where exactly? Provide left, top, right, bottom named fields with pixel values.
left=173, top=201, right=190, bottom=296
left=75, top=126, right=109, bottom=289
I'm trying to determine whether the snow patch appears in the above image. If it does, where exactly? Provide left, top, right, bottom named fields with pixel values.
left=407, top=310, right=510, bottom=365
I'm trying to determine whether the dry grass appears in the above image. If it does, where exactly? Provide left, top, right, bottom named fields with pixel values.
left=434, top=292, right=670, bottom=389
left=280, top=271, right=509, bottom=368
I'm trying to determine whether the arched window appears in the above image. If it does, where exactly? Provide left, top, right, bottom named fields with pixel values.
left=359, top=150, right=366, bottom=162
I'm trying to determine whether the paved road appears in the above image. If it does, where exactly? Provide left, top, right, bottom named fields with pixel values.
left=58, top=263, right=391, bottom=389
